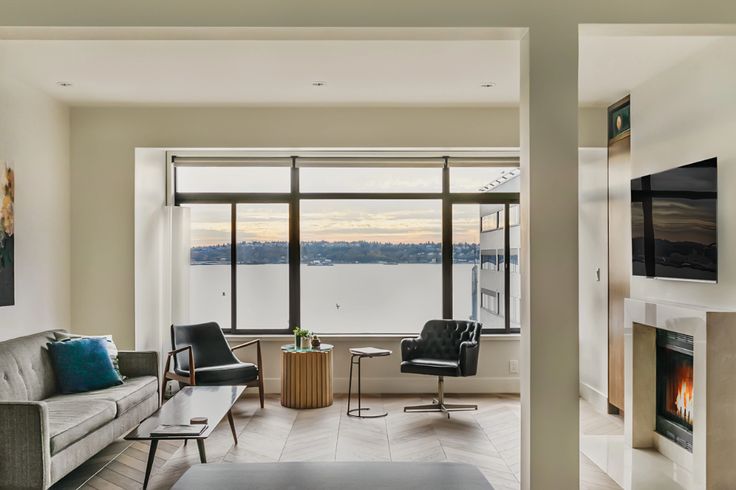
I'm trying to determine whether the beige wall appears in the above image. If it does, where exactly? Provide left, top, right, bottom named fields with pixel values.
left=578, top=147, right=609, bottom=412
left=0, top=51, right=70, bottom=341
left=630, top=38, right=736, bottom=307
left=74, top=106, right=600, bottom=397
left=72, top=106, right=517, bottom=349
left=72, top=105, right=604, bottom=349
left=227, top=336, right=522, bottom=395
left=4, top=5, right=735, bottom=487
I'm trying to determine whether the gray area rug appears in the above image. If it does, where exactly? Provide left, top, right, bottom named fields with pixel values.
left=173, top=462, right=493, bottom=490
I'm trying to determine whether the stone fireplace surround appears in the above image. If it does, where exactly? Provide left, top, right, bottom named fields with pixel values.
left=624, top=298, right=736, bottom=489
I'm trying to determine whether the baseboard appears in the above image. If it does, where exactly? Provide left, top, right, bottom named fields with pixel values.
left=579, top=381, right=609, bottom=413
left=261, top=376, right=520, bottom=395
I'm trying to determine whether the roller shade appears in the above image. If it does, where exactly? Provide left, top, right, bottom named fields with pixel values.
left=171, top=154, right=519, bottom=168
left=172, top=156, right=293, bottom=167
left=296, top=157, right=445, bottom=168
left=447, top=156, right=520, bottom=167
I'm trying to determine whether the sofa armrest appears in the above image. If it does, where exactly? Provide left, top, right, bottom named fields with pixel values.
left=400, top=337, right=423, bottom=362
left=459, top=341, right=480, bottom=376
left=118, top=350, right=159, bottom=381
left=0, top=401, right=50, bottom=489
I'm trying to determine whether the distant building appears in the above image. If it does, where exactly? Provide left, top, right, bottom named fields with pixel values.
left=477, top=170, right=521, bottom=330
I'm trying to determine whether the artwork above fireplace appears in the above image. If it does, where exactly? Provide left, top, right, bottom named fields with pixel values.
left=656, top=329, right=694, bottom=452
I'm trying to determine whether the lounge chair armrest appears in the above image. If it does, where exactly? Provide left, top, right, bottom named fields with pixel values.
left=231, top=339, right=263, bottom=376
left=459, top=341, right=480, bottom=376
left=400, top=336, right=423, bottom=361
left=0, top=401, right=50, bottom=489
left=231, top=339, right=260, bottom=352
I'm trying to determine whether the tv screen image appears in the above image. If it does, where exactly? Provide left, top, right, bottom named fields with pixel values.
left=631, top=158, right=717, bottom=282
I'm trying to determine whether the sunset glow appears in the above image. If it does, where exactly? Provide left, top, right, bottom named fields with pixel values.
left=185, top=201, right=483, bottom=246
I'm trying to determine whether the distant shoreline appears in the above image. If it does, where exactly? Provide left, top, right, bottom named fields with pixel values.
left=190, top=261, right=478, bottom=266
left=190, top=240, right=480, bottom=266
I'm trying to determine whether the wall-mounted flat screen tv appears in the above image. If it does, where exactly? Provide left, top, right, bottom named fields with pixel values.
left=631, top=158, right=717, bottom=282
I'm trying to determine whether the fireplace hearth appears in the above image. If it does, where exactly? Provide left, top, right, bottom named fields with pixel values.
left=656, top=329, right=694, bottom=452
left=626, top=298, right=736, bottom=487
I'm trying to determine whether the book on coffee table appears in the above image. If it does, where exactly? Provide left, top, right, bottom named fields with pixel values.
left=150, top=424, right=208, bottom=437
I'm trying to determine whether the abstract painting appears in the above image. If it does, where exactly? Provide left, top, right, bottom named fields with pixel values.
left=0, top=161, right=14, bottom=306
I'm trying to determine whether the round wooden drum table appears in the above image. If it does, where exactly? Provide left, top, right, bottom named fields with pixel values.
left=280, top=344, right=334, bottom=409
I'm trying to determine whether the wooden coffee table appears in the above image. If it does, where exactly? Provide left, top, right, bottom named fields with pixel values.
left=125, top=385, right=245, bottom=489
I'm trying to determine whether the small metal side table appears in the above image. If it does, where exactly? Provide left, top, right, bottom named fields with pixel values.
left=347, top=347, right=392, bottom=418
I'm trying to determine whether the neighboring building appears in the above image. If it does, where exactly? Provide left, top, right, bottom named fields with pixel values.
left=478, top=170, right=521, bottom=331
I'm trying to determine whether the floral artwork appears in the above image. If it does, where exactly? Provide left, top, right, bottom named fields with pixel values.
left=0, top=161, right=14, bottom=306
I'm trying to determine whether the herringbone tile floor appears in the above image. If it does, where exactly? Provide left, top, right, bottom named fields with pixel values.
left=67, top=394, right=620, bottom=490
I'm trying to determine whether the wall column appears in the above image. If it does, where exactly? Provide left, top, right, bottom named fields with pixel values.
left=519, top=24, right=580, bottom=489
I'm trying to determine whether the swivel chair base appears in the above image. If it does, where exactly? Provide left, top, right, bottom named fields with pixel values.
left=403, top=376, right=477, bottom=419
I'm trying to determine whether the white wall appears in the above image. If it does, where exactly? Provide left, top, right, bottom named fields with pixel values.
left=578, top=148, right=609, bottom=412
left=72, top=106, right=604, bottom=350
left=3, top=9, right=732, bottom=487
left=226, top=336, right=521, bottom=395
left=73, top=106, right=520, bottom=350
left=120, top=107, right=529, bottom=393
left=0, top=52, right=70, bottom=341
left=133, top=148, right=170, bottom=354
left=630, top=38, right=736, bottom=308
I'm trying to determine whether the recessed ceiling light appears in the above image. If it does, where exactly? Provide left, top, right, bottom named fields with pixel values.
left=480, top=82, right=495, bottom=88
left=56, top=81, right=73, bottom=87
left=311, top=81, right=327, bottom=87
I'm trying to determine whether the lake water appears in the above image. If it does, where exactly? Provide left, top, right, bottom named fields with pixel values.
left=188, top=264, right=476, bottom=334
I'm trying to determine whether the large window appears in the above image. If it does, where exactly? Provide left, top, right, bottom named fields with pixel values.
left=175, top=157, right=520, bottom=335
left=184, top=204, right=232, bottom=330
left=300, top=200, right=442, bottom=333
left=177, top=165, right=291, bottom=193
left=236, top=204, right=289, bottom=330
left=300, top=167, right=441, bottom=193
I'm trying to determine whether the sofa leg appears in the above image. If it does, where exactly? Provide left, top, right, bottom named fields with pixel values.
left=403, top=377, right=477, bottom=418
left=161, top=378, right=168, bottom=405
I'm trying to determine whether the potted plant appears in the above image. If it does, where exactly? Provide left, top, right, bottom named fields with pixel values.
left=293, top=327, right=310, bottom=350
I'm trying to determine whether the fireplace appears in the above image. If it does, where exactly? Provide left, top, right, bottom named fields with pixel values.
left=656, top=329, right=694, bottom=452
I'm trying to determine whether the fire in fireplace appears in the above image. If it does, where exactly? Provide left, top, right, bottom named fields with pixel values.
left=656, top=329, right=694, bottom=452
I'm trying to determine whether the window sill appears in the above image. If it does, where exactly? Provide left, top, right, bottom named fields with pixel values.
left=225, top=333, right=521, bottom=342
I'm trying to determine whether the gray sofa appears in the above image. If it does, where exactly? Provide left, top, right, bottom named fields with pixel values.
left=0, top=330, right=159, bottom=489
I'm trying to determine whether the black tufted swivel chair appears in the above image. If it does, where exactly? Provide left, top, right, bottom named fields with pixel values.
left=401, top=319, right=481, bottom=417
left=161, top=322, right=264, bottom=409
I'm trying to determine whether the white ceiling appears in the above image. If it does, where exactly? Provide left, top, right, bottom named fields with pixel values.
left=0, top=36, right=723, bottom=107
left=578, top=36, right=720, bottom=105
left=0, top=40, right=519, bottom=107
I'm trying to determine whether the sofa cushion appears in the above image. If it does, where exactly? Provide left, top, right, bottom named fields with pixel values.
left=0, top=330, right=60, bottom=401
left=46, top=399, right=116, bottom=455
left=400, top=358, right=460, bottom=377
left=45, top=376, right=158, bottom=416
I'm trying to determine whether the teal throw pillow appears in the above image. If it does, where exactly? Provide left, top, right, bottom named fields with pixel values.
left=53, top=331, right=125, bottom=379
left=48, top=337, right=124, bottom=394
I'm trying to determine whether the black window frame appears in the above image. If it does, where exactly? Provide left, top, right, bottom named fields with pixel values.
left=174, top=158, right=520, bottom=335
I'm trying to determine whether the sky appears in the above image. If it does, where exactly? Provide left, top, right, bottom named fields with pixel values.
left=184, top=201, right=483, bottom=246
left=180, top=166, right=515, bottom=246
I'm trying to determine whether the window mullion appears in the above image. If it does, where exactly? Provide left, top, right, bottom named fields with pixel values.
left=289, top=160, right=300, bottom=331
left=442, top=158, right=452, bottom=319
left=504, top=203, right=511, bottom=333
left=230, top=203, right=237, bottom=334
